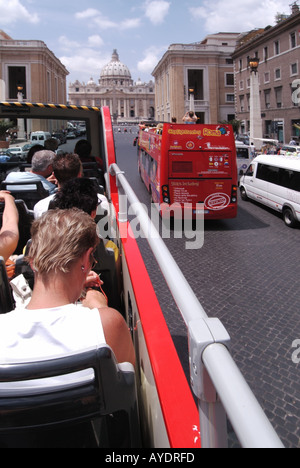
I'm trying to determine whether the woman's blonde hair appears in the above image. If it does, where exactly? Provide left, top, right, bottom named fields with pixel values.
left=27, top=208, right=99, bottom=276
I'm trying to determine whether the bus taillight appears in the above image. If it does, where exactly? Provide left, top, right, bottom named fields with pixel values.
left=162, top=185, right=170, bottom=204
left=231, top=185, right=238, bottom=204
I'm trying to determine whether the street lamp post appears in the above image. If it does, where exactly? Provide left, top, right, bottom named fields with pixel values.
left=189, top=87, right=195, bottom=113
left=248, top=58, right=262, bottom=151
left=17, top=85, right=26, bottom=140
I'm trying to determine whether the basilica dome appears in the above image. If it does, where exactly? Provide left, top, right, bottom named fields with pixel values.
left=100, top=50, right=132, bottom=83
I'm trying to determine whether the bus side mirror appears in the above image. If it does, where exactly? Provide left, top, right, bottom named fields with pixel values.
left=239, top=170, right=244, bottom=176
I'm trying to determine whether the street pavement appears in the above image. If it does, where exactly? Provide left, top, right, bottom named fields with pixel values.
left=114, top=131, right=300, bottom=448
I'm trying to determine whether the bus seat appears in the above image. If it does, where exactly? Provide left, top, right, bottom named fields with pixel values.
left=0, top=347, right=141, bottom=448
left=93, top=241, right=122, bottom=312
left=0, top=200, right=34, bottom=256
left=0, top=257, right=15, bottom=314
left=0, top=181, right=49, bottom=210
left=82, top=162, right=105, bottom=188
left=19, top=164, right=32, bottom=172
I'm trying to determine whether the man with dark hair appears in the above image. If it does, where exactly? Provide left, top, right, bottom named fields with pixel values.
left=51, top=178, right=99, bottom=217
left=74, top=139, right=103, bottom=170
left=33, top=153, right=82, bottom=219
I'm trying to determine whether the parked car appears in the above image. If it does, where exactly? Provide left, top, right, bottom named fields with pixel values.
left=67, top=131, right=76, bottom=139
left=0, top=153, right=10, bottom=163
left=7, top=147, right=26, bottom=161
left=280, top=145, right=299, bottom=155
left=52, top=132, right=67, bottom=145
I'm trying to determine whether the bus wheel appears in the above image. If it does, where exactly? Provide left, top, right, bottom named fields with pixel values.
left=283, top=207, right=297, bottom=228
left=240, top=186, right=248, bottom=201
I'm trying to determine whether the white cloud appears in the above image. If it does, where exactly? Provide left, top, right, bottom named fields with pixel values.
left=144, top=0, right=171, bottom=25
left=189, top=0, right=290, bottom=33
left=137, top=45, right=167, bottom=74
left=75, top=8, right=141, bottom=31
left=121, top=18, right=142, bottom=30
left=88, top=35, right=104, bottom=48
left=58, top=36, right=81, bottom=51
left=0, top=0, right=39, bottom=26
left=60, top=49, right=111, bottom=83
left=75, top=8, right=99, bottom=20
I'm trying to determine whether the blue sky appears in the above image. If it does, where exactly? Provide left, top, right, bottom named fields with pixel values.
left=0, top=0, right=292, bottom=85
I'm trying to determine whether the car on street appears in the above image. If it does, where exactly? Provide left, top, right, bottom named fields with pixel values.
left=7, top=147, right=26, bottom=161
left=67, top=131, right=77, bottom=139
left=280, top=145, right=299, bottom=155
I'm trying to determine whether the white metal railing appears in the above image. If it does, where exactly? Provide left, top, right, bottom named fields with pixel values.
left=109, top=163, right=284, bottom=449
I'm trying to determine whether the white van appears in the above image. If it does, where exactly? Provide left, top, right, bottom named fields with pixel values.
left=30, top=131, right=51, bottom=146
left=239, top=154, right=300, bottom=227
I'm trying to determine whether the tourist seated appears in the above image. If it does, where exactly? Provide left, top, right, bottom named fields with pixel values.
left=26, top=144, right=44, bottom=164
left=74, top=139, right=103, bottom=171
left=33, top=153, right=83, bottom=219
left=51, top=177, right=101, bottom=219
left=44, top=138, right=59, bottom=153
left=5, top=150, right=56, bottom=194
left=0, top=191, right=19, bottom=262
left=0, top=208, right=135, bottom=367
left=34, top=154, right=109, bottom=219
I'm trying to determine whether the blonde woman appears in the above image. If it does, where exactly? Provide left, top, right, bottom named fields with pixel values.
left=0, top=208, right=135, bottom=367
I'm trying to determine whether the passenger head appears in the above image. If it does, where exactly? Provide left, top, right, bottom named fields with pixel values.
left=27, top=144, right=44, bottom=163
left=44, top=138, right=59, bottom=152
left=74, top=139, right=93, bottom=160
left=53, top=153, right=83, bottom=187
left=27, top=208, right=99, bottom=277
left=31, top=150, right=55, bottom=175
left=52, top=177, right=99, bottom=217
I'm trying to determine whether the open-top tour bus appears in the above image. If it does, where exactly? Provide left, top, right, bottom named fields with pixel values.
left=0, top=102, right=283, bottom=449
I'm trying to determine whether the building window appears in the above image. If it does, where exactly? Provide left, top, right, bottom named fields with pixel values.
left=274, top=41, right=280, bottom=55
left=275, top=68, right=281, bottom=81
left=188, top=69, right=204, bottom=100
left=226, top=94, right=235, bottom=103
left=264, top=72, right=270, bottom=84
left=225, top=73, right=234, bottom=86
left=239, top=80, right=244, bottom=91
left=264, top=89, right=271, bottom=109
left=264, top=47, right=269, bottom=62
left=239, top=95, right=245, bottom=112
left=290, top=32, right=296, bottom=49
left=291, top=63, right=298, bottom=76
left=8, top=66, right=27, bottom=100
left=275, top=87, right=282, bottom=108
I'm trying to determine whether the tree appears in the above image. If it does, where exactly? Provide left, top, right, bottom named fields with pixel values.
left=219, top=119, right=242, bottom=135
left=0, top=120, right=14, bottom=141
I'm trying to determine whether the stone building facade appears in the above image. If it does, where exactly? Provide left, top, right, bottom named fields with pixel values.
left=232, top=4, right=300, bottom=144
left=152, top=33, right=240, bottom=124
left=68, top=50, right=155, bottom=123
left=0, top=30, right=69, bottom=133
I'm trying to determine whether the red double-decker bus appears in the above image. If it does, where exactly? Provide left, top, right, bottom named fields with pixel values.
left=138, top=123, right=238, bottom=219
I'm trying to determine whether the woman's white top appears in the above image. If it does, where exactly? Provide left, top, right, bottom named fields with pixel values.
left=0, top=304, right=106, bottom=395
